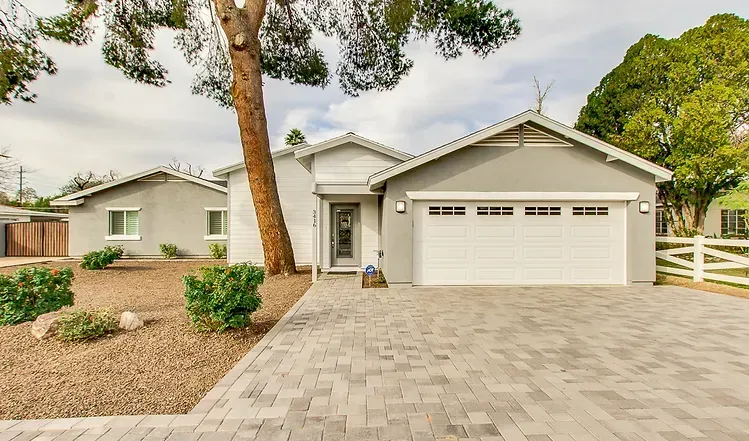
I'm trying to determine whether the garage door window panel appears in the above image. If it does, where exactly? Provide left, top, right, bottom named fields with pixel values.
left=525, top=206, right=561, bottom=216
left=572, top=206, right=609, bottom=216
left=429, top=206, right=466, bottom=216
left=477, top=206, right=513, bottom=216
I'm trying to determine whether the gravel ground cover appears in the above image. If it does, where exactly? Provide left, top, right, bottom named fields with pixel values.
left=0, top=260, right=311, bottom=420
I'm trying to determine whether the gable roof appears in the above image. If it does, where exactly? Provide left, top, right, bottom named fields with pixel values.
left=51, top=166, right=227, bottom=206
left=0, top=205, right=68, bottom=219
left=294, top=133, right=413, bottom=171
left=368, top=110, right=673, bottom=189
left=212, top=143, right=308, bottom=178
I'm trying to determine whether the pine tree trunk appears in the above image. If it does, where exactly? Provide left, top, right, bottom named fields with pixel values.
left=213, top=0, right=296, bottom=275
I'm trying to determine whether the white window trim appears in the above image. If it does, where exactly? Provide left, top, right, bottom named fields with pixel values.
left=205, top=208, right=228, bottom=240
left=107, top=208, right=140, bottom=239
left=105, top=235, right=142, bottom=241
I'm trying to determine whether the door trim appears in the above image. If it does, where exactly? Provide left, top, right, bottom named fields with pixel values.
left=331, top=204, right=361, bottom=268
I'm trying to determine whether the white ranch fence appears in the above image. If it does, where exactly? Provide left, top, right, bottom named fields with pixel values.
left=656, top=236, right=749, bottom=286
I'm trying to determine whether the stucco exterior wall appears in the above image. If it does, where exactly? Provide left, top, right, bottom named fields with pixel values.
left=381, top=124, right=657, bottom=285
left=68, top=180, right=226, bottom=257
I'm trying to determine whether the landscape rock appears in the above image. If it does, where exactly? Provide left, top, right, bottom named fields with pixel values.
left=31, top=311, right=61, bottom=340
left=119, top=311, right=144, bottom=331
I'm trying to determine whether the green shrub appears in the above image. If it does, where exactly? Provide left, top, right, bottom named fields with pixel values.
left=160, top=243, right=178, bottom=259
left=57, top=309, right=117, bottom=342
left=208, top=243, right=227, bottom=259
left=183, top=263, right=264, bottom=332
left=80, top=246, right=123, bottom=270
left=0, top=267, right=75, bottom=326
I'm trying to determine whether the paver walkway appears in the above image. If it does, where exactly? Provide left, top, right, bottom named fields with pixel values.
left=0, top=257, right=68, bottom=268
left=3, top=274, right=749, bottom=440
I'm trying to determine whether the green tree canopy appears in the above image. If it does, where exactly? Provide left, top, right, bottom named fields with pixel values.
left=284, top=128, right=306, bottom=146
left=1, top=0, right=521, bottom=274
left=576, top=14, right=749, bottom=236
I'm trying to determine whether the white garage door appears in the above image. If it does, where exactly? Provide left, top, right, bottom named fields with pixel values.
left=413, top=201, right=626, bottom=285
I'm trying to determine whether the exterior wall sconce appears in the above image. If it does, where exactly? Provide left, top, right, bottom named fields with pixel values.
left=395, top=200, right=406, bottom=213
left=639, top=201, right=650, bottom=214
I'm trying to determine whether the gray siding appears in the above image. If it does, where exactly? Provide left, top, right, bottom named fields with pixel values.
left=382, top=123, right=657, bottom=284
left=68, top=180, right=226, bottom=257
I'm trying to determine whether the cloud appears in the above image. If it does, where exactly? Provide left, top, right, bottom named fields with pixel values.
left=1, top=0, right=747, bottom=195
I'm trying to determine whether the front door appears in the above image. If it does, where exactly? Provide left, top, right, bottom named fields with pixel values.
left=331, top=205, right=358, bottom=267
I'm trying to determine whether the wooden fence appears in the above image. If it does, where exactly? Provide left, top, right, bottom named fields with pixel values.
left=6, top=222, right=69, bottom=257
left=656, top=236, right=749, bottom=286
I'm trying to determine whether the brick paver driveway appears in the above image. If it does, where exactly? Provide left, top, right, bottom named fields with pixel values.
left=194, top=275, right=749, bottom=441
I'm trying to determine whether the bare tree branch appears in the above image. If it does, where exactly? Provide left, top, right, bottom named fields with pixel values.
left=168, top=157, right=205, bottom=177
left=533, top=76, right=555, bottom=115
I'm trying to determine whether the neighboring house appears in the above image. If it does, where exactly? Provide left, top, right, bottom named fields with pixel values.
left=51, top=166, right=227, bottom=257
left=216, top=110, right=673, bottom=286
left=0, top=206, right=68, bottom=258
left=0, top=205, right=68, bottom=223
left=656, top=202, right=747, bottom=237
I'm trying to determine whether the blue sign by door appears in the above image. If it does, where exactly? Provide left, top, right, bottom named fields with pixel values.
left=365, top=265, right=376, bottom=276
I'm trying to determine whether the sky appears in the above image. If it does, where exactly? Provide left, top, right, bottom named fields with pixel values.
left=1, top=1, right=748, bottom=196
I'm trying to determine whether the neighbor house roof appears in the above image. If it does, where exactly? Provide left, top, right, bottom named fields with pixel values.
left=294, top=133, right=413, bottom=172
left=368, top=110, right=674, bottom=189
left=0, top=205, right=68, bottom=219
left=212, top=143, right=309, bottom=178
left=51, top=166, right=227, bottom=206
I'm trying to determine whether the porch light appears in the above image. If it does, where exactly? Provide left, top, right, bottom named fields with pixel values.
left=395, top=200, right=406, bottom=213
left=639, top=201, right=650, bottom=214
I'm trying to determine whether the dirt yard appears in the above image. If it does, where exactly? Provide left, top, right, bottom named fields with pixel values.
left=657, top=273, right=749, bottom=299
left=0, top=260, right=312, bottom=420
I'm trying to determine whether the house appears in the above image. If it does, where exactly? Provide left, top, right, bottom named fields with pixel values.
left=0, top=205, right=68, bottom=223
left=51, top=166, right=227, bottom=257
left=0, top=206, right=68, bottom=257
left=656, top=202, right=747, bottom=238
left=216, top=110, right=673, bottom=286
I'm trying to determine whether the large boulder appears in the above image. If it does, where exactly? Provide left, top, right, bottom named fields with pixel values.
left=119, top=311, right=144, bottom=331
left=31, top=311, right=61, bottom=340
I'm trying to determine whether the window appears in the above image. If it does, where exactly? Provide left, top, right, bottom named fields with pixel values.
left=655, top=209, right=669, bottom=236
left=721, top=209, right=747, bottom=236
left=572, top=206, right=609, bottom=216
left=525, top=206, right=561, bottom=216
left=206, top=209, right=228, bottom=237
left=477, top=206, right=513, bottom=216
left=107, top=209, right=140, bottom=240
left=428, top=206, right=466, bottom=216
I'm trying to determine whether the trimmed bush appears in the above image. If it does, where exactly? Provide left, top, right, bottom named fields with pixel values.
left=80, top=246, right=123, bottom=270
left=183, top=263, right=264, bottom=332
left=57, top=309, right=117, bottom=342
left=208, top=243, right=227, bottom=259
left=0, top=267, right=75, bottom=326
left=160, top=243, right=178, bottom=259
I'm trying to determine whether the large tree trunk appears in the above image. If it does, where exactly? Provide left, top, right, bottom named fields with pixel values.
left=213, top=0, right=296, bottom=275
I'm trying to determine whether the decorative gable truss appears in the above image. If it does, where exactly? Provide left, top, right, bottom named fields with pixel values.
left=473, top=124, right=572, bottom=148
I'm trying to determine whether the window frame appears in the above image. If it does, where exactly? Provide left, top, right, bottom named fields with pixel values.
left=205, top=207, right=228, bottom=240
left=105, top=207, right=141, bottom=241
left=721, top=209, right=747, bottom=237
left=655, top=208, right=669, bottom=236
